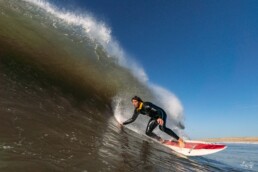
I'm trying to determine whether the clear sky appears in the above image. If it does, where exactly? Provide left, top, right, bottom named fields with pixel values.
left=50, top=0, right=258, bottom=138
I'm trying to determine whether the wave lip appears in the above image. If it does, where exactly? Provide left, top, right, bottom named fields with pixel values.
left=1, top=0, right=186, bottom=134
left=23, top=0, right=111, bottom=44
left=21, top=0, right=185, bottom=132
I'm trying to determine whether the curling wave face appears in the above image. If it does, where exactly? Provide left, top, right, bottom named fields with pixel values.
left=0, top=1, right=236, bottom=171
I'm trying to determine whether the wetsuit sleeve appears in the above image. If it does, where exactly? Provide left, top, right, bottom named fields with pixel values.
left=123, top=109, right=139, bottom=125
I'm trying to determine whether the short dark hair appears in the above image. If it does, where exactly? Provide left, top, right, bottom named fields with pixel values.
left=131, top=96, right=143, bottom=102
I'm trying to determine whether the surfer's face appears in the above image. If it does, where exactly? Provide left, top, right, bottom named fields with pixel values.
left=132, top=99, right=139, bottom=108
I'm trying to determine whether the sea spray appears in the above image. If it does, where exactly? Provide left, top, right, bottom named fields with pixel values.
left=21, top=0, right=186, bottom=137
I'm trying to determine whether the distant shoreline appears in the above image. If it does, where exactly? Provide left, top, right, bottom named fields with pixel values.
left=200, top=137, right=258, bottom=143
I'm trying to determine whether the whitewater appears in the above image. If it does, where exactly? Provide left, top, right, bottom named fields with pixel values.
left=0, top=0, right=256, bottom=171
left=12, top=0, right=184, bottom=140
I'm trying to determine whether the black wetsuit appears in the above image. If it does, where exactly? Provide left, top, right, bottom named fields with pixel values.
left=123, top=102, right=179, bottom=140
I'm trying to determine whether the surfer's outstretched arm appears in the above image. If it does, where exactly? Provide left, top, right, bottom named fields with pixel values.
left=122, top=109, right=139, bottom=125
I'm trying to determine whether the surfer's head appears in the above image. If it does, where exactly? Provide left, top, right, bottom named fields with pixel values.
left=131, top=96, right=143, bottom=108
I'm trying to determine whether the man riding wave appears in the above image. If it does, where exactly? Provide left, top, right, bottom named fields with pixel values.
left=122, top=96, right=185, bottom=148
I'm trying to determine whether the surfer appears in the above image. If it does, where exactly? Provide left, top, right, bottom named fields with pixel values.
left=122, top=96, right=185, bottom=148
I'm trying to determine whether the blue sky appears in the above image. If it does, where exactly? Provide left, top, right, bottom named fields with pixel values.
left=51, top=0, right=258, bottom=138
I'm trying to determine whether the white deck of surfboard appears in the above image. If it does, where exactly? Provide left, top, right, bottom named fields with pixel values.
left=163, top=140, right=227, bottom=156
left=117, top=120, right=227, bottom=157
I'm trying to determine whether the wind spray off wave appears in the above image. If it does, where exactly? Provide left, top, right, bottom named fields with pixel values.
left=23, top=0, right=185, bottom=135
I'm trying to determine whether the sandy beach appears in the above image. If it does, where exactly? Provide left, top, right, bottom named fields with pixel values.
left=201, top=137, right=258, bottom=143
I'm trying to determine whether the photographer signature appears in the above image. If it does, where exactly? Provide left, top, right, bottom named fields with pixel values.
left=240, top=161, right=254, bottom=170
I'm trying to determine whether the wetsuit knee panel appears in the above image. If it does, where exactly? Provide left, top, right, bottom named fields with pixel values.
left=146, top=119, right=158, bottom=135
left=159, top=125, right=166, bottom=131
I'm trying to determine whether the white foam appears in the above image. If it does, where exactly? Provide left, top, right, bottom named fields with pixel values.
left=23, top=0, right=111, bottom=44
left=149, top=83, right=184, bottom=126
left=22, top=0, right=148, bottom=82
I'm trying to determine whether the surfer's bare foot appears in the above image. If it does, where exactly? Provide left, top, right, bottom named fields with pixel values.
left=159, top=138, right=165, bottom=143
left=178, top=138, right=185, bottom=148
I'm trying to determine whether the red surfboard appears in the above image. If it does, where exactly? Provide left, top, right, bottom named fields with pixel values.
left=162, top=140, right=227, bottom=156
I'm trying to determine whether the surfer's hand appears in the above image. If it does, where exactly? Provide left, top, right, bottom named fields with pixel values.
left=118, top=123, right=123, bottom=129
left=157, top=118, right=164, bottom=126
left=178, top=138, right=185, bottom=148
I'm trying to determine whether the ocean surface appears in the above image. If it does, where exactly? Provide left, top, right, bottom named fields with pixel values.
left=201, top=143, right=258, bottom=172
left=0, top=0, right=257, bottom=171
